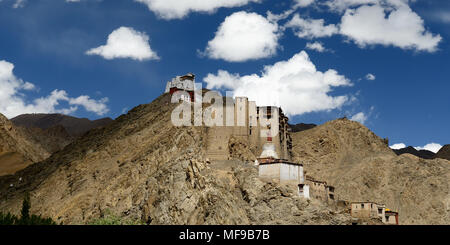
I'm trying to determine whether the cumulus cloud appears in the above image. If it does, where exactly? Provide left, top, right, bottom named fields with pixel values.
left=350, top=111, right=367, bottom=124
left=390, top=143, right=406, bottom=150
left=203, top=51, right=351, bottom=116
left=415, top=143, right=443, bottom=153
left=86, top=27, right=159, bottom=61
left=305, top=41, right=330, bottom=52
left=365, top=73, right=376, bottom=80
left=0, top=60, right=109, bottom=118
left=204, top=11, right=280, bottom=62
left=135, top=0, right=260, bottom=19
left=340, top=4, right=442, bottom=52
left=285, top=13, right=339, bottom=39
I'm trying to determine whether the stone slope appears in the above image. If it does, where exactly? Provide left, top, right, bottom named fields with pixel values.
left=11, top=113, right=113, bottom=137
left=0, top=113, right=51, bottom=176
left=18, top=125, right=74, bottom=155
left=0, top=94, right=351, bottom=225
left=291, top=118, right=450, bottom=224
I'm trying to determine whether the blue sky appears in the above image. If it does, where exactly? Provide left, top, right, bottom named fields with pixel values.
left=0, top=0, right=448, bottom=152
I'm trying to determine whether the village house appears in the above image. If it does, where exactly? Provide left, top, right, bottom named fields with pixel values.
left=350, top=202, right=398, bottom=224
left=300, top=175, right=335, bottom=203
left=350, top=202, right=381, bottom=219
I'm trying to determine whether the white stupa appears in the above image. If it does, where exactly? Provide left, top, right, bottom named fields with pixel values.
left=259, top=143, right=278, bottom=159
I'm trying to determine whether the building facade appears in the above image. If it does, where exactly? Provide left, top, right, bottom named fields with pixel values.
left=258, top=154, right=304, bottom=186
left=205, top=96, right=292, bottom=161
left=301, top=176, right=335, bottom=203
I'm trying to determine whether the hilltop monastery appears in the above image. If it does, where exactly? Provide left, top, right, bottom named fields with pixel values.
left=165, top=73, right=399, bottom=225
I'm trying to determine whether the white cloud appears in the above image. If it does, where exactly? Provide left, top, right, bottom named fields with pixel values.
left=285, top=13, right=339, bottom=39
left=390, top=143, right=406, bottom=150
left=340, top=4, right=442, bottom=52
left=305, top=41, right=330, bottom=52
left=86, top=27, right=159, bottom=61
left=350, top=112, right=367, bottom=124
left=0, top=60, right=109, bottom=118
left=68, top=96, right=109, bottom=116
left=415, top=143, right=442, bottom=153
left=203, top=50, right=351, bottom=116
left=295, top=0, right=315, bottom=8
left=390, top=142, right=443, bottom=153
left=135, top=0, right=260, bottom=19
left=365, top=73, right=376, bottom=80
left=204, top=11, right=280, bottom=62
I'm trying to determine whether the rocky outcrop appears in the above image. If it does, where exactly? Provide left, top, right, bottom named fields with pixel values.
left=291, top=118, right=450, bottom=224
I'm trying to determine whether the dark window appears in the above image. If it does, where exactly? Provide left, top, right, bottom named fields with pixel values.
left=378, top=209, right=383, bottom=214
left=361, top=204, right=364, bottom=208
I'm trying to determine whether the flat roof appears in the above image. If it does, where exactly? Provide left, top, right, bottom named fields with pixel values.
left=350, top=201, right=385, bottom=205
left=257, top=157, right=303, bottom=166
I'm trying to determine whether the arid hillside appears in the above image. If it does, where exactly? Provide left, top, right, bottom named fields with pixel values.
left=0, top=94, right=352, bottom=225
left=11, top=113, right=113, bottom=137
left=291, top=118, right=450, bottom=224
left=0, top=114, right=50, bottom=176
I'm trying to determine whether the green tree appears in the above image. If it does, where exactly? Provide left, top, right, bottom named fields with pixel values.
left=20, top=192, right=31, bottom=221
left=0, top=193, right=57, bottom=225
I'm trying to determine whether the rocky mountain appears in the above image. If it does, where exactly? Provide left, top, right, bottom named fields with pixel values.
left=291, top=118, right=450, bottom=224
left=11, top=113, right=113, bottom=137
left=289, top=123, right=317, bottom=133
left=0, top=94, right=353, bottom=225
left=1, top=95, right=448, bottom=225
left=392, top=146, right=435, bottom=159
left=435, top=145, right=450, bottom=161
left=0, top=114, right=50, bottom=176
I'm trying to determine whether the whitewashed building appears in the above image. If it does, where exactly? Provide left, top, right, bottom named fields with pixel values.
left=258, top=143, right=304, bottom=186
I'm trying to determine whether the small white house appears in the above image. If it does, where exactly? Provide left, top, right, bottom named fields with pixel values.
left=257, top=143, right=304, bottom=185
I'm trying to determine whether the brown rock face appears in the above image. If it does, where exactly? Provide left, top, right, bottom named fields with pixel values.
left=291, top=118, right=450, bottom=224
left=11, top=113, right=113, bottom=137
left=0, top=94, right=352, bottom=225
left=0, top=113, right=51, bottom=176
